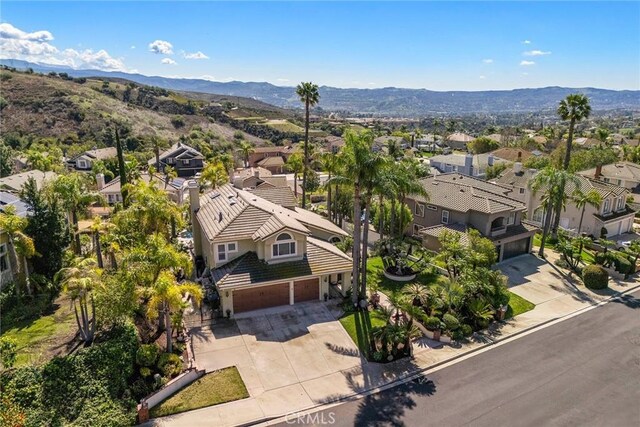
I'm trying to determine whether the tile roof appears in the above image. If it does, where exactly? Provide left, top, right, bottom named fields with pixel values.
left=0, top=170, right=57, bottom=193
left=247, top=186, right=298, bottom=209
left=578, top=162, right=640, bottom=183
left=429, top=153, right=508, bottom=169
left=197, top=184, right=346, bottom=242
left=150, top=142, right=204, bottom=165
left=494, top=167, right=538, bottom=188
left=489, top=148, right=533, bottom=163
left=211, top=237, right=352, bottom=289
left=99, top=173, right=183, bottom=194
left=419, top=223, right=470, bottom=245
left=234, top=167, right=272, bottom=180
left=84, top=147, right=117, bottom=160
left=411, top=173, right=525, bottom=214
left=257, top=156, right=285, bottom=167
left=447, top=132, right=475, bottom=143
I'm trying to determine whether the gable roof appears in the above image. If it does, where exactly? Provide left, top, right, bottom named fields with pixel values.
left=83, top=147, right=117, bottom=160
left=494, top=167, right=537, bottom=188
left=411, top=173, right=525, bottom=214
left=578, top=162, right=640, bottom=184
left=0, top=170, right=57, bottom=193
left=257, top=156, right=285, bottom=168
left=211, top=237, right=352, bottom=289
left=447, top=132, right=474, bottom=143
left=150, top=142, right=204, bottom=165
left=196, top=184, right=346, bottom=242
left=489, top=148, right=533, bottom=163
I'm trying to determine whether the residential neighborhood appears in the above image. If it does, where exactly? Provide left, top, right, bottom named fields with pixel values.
left=0, top=2, right=639, bottom=427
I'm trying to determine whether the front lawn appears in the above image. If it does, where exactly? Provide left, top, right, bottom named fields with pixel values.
left=1, top=295, right=77, bottom=366
left=339, top=309, right=388, bottom=357
left=150, top=367, right=249, bottom=418
left=505, top=291, right=535, bottom=319
left=366, top=256, right=443, bottom=295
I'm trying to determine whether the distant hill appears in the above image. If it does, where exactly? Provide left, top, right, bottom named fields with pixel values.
left=3, top=59, right=639, bottom=117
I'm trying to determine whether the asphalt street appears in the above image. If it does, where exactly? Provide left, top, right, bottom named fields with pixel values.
left=275, top=290, right=640, bottom=427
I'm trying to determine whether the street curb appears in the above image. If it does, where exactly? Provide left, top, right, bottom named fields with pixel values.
left=251, top=282, right=640, bottom=427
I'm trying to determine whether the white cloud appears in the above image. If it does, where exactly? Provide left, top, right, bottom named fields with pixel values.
left=523, top=40, right=531, bottom=44
left=161, top=57, right=177, bottom=65
left=130, top=45, right=136, bottom=49
left=183, top=51, right=208, bottom=60
left=482, top=59, right=493, bottom=64
left=524, top=50, right=551, bottom=56
left=148, top=40, right=173, bottom=55
left=0, top=22, right=126, bottom=71
left=479, top=75, right=486, bottom=79
left=520, top=60, right=535, bottom=66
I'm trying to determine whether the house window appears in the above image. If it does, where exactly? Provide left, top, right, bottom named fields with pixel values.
left=414, top=203, right=425, bottom=218
left=78, top=160, right=87, bottom=169
left=182, top=159, right=190, bottom=166
left=426, top=205, right=437, bottom=211
left=272, top=233, right=296, bottom=258
left=519, top=187, right=525, bottom=194
left=616, top=197, right=624, bottom=211
left=441, top=210, right=449, bottom=224
left=507, top=212, right=515, bottom=225
left=0, top=244, right=8, bottom=272
left=167, top=157, right=174, bottom=164
left=532, top=206, right=544, bottom=224
left=603, top=177, right=610, bottom=183
left=603, top=199, right=611, bottom=214
left=217, top=242, right=237, bottom=262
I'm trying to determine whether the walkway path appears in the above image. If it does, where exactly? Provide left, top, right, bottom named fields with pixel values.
left=149, top=255, right=639, bottom=427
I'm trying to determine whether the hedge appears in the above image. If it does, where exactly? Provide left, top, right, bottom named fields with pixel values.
left=583, top=265, right=609, bottom=290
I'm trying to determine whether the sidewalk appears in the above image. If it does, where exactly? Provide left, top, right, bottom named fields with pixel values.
left=149, top=257, right=640, bottom=427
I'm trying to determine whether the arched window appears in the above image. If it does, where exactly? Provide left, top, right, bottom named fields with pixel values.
left=273, top=233, right=296, bottom=258
left=532, top=206, right=544, bottom=224
left=329, top=236, right=342, bottom=244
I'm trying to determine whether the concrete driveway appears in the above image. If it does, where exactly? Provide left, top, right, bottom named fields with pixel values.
left=190, top=302, right=362, bottom=398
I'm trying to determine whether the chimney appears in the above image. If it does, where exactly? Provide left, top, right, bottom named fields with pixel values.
left=487, top=153, right=495, bottom=167
left=595, top=164, right=602, bottom=180
left=514, top=162, right=523, bottom=174
left=464, top=153, right=473, bottom=176
left=188, top=180, right=203, bottom=257
left=253, top=169, right=260, bottom=178
left=96, top=173, right=105, bottom=190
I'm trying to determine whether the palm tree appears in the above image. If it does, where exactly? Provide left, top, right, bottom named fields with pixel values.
left=285, top=152, right=304, bottom=198
left=296, top=82, right=320, bottom=209
left=389, top=159, right=429, bottom=239
left=319, top=152, right=339, bottom=222
left=163, top=166, right=177, bottom=190
left=89, top=216, right=111, bottom=269
left=147, top=270, right=202, bottom=352
left=114, top=128, right=128, bottom=208
left=529, top=167, right=579, bottom=256
left=56, top=257, right=101, bottom=344
left=236, top=141, right=255, bottom=168
left=0, top=206, right=36, bottom=295
left=413, top=128, right=423, bottom=148
left=51, top=173, right=103, bottom=255
left=573, top=189, right=603, bottom=234
left=594, top=128, right=610, bottom=146
left=404, top=283, right=428, bottom=307
left=200, top=161, right=228, bottom=191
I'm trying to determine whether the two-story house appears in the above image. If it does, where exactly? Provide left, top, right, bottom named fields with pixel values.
left=97, top=172, right=189, bottom=205
left=190, top=183, right=351, bottom=316
left=578, top=162, right=640, bottom=203
left=496, top=163, right=636, bottom=238
left=429, top=153, right=508, bottom=178
left=151, top=142, right=204, bottom=177
left=0, top=192, right=30, bottom=289
left=406, top=173, right=538, bottom=262
left=247, top=146, right=295, bottom=174
left=70, top=147, right=118, bottom=171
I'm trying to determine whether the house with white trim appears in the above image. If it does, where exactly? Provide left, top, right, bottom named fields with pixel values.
left=71, top=148, right=117, bottom=171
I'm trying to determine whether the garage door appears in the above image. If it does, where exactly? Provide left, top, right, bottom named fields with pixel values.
left=233, top=282, right=290, bottom=313
left=502, top=238, right=530, bottom=260
left=294, top=278, right=319, bottom=302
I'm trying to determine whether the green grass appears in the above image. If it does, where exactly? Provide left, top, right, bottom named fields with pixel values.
left=580, top=249, right=596, bottom=264
left=339, top=309, right=388, bottom=356
left=533, top=233, right=542, bottom=247
left=150, top=367, right=249, bottom=418
left=366, top=256, right=443, bottom=295
left=264, top=119, right=305, bottom=133
left=505, top=291, right=535, bottom=319
left=0, top=296, right=77, bottom=366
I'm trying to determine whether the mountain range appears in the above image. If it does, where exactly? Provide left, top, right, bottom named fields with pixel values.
left=3, top=59, right=639, bottom=117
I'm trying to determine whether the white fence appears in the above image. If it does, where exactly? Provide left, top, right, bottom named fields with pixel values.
left=143, top=368, right=205, bottom=409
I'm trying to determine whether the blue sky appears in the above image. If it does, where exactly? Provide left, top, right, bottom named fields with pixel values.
left=1, top=1, right=638, bottom=90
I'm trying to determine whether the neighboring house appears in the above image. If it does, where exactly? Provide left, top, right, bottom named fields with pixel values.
left=574, top=137, right=601, bottom=148
left=232, top=167, right=302, bottom=197
left=97, top=172, right=189, bottom=205
left=374, top=135, right=410, bottom=152
left=489, top=148, right=535, bottom=163
left=0, top=192, right=30, bottom=288
left=445, top=132, right=474, bottom=151
left=577, top=162, right=640, bottom=193
left=495, top=164, right=636, bottom=238
left=406, top=173, right=538, bottom=262
left=71, top=147, right=117, bottom=171
left=151, top=142, right=205, bottom=177
left=319, top=135, right=345, bottom=154
left=0, top=170, right=57, bottom=193
left=190, top=183, right=351, bottom=316
left=429, top=153, right=508, bottom=178
left=247, top=146, right=294, bottom=173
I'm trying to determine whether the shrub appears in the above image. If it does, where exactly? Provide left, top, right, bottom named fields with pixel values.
left=171, top=116, right=185, bottom=128
left=451, top=329, right=465, bottom=341
left=460, top=324, right=473, bottom=337
left=423, top=316, right=442, bottom=330
left=442, top=313, right=460, bottom=332
left=583, top=265, right=609, bottom=290
left=140, top=367, right=152, bottom=378
left=613, top=256, right=633, bottom=276
left=0, top=337, right=17, bottom=369
left=136, top=344, right=160, bottom=368
left=158, top=353, right=182, bottom=378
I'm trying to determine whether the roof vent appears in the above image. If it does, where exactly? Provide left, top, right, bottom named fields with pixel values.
left=227, top=194, right=234, bottom=199
left=218, top=212, right=223, bottom=222
left=210, top=192, right=220, bottom=200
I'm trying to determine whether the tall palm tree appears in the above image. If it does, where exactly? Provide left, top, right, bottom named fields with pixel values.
left=163, top=165, right=177, bottom=190
left=200, top=161, right=228, bottom=191
left=319, top=152, right=339, bottom=222
left=0, top=206, right=36, bottom=295
left=285, top=152, right=304, bottom=198
left=56, top=257, right=101, bottom=344
left=594, top=128, right=610, bottom=146
left=51, top=173, right=103, bottom=255
left=236, top=141, right=255, bottom=168
left=573, top=189, right=603, bottom=234
left=296, top=82, right=320, bottom=209
left=529, top=167, right=579, bottom=256
left=147, top=270, right=202, bottom=353
left=114, top=128, right=128, bottom=208
left=89, top=216, right=110, bottom=269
